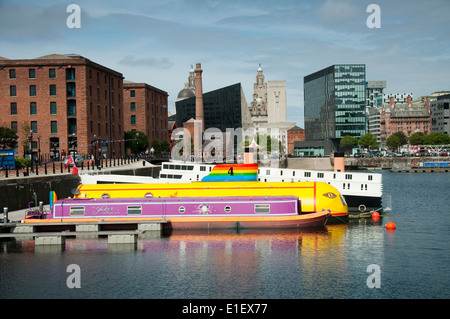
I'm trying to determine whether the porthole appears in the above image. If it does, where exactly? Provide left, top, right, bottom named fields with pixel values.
left=179, top=206, right=185, bottom=213
left=101, top=193, right=110, bottom=199
left=145, top=192, right=153, bottom=198
left=224, top=206, right=231, bottom=213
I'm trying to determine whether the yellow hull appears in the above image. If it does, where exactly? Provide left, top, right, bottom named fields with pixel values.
left=76, top=181, right=348, bottom=217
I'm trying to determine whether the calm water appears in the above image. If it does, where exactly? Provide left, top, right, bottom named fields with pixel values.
left=1, top=171, right=449, bottom=299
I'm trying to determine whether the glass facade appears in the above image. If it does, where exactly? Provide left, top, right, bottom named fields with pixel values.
left=175, top=83, right=245, bottom=132
left=304, top=64, right=366, bottom=142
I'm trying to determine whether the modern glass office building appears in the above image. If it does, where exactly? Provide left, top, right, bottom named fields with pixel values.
left=303, top=64, right=366, bottom=152
left=175, top=83, right=253, bottom=132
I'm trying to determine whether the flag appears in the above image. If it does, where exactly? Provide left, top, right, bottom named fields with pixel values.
left=72, top=163, right=78, bottom=175
left=65, top=155, right=73, bottom=169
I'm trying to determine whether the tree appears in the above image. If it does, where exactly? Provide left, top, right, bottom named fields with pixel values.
left=423, top=132, right=450, bottom=145
left=0, top=127, right=18, bottom=149
left=391, top=131, right=408, bottom=146
left=386, top=134, right=402, bottom=151
left=359, top=133, right=379, bottom=150
left=409, top=132, right=424, bottom=145
left=339, top=135, right=358, bottom=154
left=160, top=140, right=170, bottom=153
left=151, top=139, right=161, bottom=153
left=124, top=130, right=148, bottom=154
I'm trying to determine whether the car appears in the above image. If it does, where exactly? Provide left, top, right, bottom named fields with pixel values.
left=440, top=152, right=448, bottom=156
left=64, top=154, right=84, bottom=167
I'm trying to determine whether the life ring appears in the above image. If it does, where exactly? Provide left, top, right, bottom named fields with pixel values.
left=413, top=163, right=417, bottom=167
left=358, top=204, right=367, bottom=212
left=370, top=162, right=374, bottom=166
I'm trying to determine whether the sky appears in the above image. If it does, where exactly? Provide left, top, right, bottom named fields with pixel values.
left=1, top=0, right=449, bottom=128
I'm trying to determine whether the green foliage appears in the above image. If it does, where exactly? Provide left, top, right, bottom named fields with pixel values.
left=0, top=126, right=18, bottom=149
left=422, top=132, right=450, bottom=145
left=409, top=132, right=424, bottom=145
left=358, top=133, right=379, bottom=150
left=391, top=131, right=408, bottom=146
left=124, top=130, right=149, bottom=154
left=340, top=135, right=358, bottom=151
left=386, top=134, right=402, bottom=151
left=151, top=139, right=161, bottom=153
left=15, top=158, right=31, bottom=169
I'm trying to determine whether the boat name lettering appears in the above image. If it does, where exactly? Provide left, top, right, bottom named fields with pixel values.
left=92, top=205, right=121, bottom=215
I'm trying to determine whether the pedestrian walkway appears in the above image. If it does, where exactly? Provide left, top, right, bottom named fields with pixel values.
left=0, top=156, right=145, bottom=180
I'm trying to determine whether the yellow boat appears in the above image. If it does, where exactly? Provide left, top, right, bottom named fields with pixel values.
left=76, top=180, right=348, bottom=223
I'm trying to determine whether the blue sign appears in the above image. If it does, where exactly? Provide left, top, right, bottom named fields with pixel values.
left=0, top=149, right=15, bottom=169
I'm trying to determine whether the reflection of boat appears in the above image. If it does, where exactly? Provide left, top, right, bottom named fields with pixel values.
left=80, top=161, right=383, bottom=213
left=23, top=195, right=330, bottom=229
left=75, top=175, right=349, bottom=223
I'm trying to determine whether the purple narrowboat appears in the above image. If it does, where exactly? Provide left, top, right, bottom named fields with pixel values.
left=23, top=195, right=330, bottom=229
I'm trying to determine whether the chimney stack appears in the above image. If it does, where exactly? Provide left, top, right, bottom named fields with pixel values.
left=195, top=63, right=204, bottom=132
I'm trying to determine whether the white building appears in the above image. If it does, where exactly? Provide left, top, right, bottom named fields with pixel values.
left=248, top=65, right=295, bottom=154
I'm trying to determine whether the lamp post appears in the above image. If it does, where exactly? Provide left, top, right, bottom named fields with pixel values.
left=28, top=130, right=34, bottom=173
left=37, top=135, right=41, bottom=165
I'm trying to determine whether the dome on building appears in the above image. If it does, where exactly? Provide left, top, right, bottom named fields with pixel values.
left=177, top=88, right=195, bottom=101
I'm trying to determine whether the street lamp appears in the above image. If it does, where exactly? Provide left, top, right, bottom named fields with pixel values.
left=37, top=135, right=41, bottom=165
left=28, top=130, right=33, bottom=172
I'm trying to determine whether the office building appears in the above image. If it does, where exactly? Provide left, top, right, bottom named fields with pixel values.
left=175, top=83, right=253, bottom=132
left=302, top=64, right=366, bottom=155
left=430, top=93, right=450, bottom=135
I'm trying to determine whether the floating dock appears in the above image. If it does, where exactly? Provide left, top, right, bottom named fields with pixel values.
left=0, top=219, right=167, bottom=245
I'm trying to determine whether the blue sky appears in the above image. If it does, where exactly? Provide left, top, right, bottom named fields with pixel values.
left=1, top=0, right=449, bottom=128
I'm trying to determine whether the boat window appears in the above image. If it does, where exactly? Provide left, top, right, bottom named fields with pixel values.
left=127, top=205, right=142, bottom=215
left=345, top=174, right=352, bottom=180
left=163, top=164, right=169, bottom=169
left=175, top=165, right=181, bottom=170
left=181, top=165, right=187, bottom=170
left=318, top=173, right=324, bottom=178
left=174, top=175, right=182, bottom=179
left=160, top=174, right=167, bottom=178
left=179, top=206, right=185, bottom=213
left=365, top=184, right=367, bottom=191
left=304, top=172, right=311, bottom=177
left=145, top=193, right=153, bottom=198
left=343, top=183, right=346, bottom=189
left=361, top=184, right=364, bottom=190
left=280, top=170, right=283, bottom=176
left=293, top=171, right=295, bottom=176
left=101, top=193, right=110, bottom=199
left=169, top=164, right=174, bottom=169
left=368, top=175, right=373, bottom=181
left=333, top=173, right=336, bottom=179
left=224, top=206, right=231, bottom=213
left=347, top=183, right=350, bottom=189
left=70, top=206, right=85, bottom=215
left=200, top=166, right=206, bottom=171
left=209, top=167, right=212, bottom=171
left=255, top=204, right=270, bottom=214
left=266, top=169, right=270, bottom=175
left=187, top=166, right=194, bottom=171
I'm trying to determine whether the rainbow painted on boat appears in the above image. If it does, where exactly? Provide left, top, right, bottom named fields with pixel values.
left=201, top=163, right=258, bottom=182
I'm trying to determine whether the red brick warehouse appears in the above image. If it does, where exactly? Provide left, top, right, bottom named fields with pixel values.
left=0, top=54, right=124, bottom=159
left=123, top=81, right=169, bottom=145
